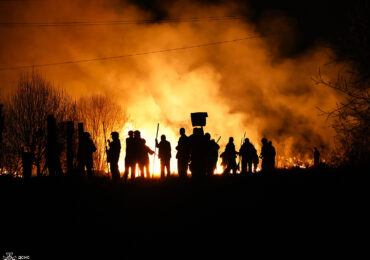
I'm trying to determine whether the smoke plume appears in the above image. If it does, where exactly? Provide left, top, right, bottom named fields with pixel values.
left=0, top=0, right=342, bottom=169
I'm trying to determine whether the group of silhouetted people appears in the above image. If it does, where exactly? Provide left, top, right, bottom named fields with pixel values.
left=74, top=126, right=321, bottom=181
left=176, top=127, right=220, bottom=180
left=78, top=127, right=278, bottom=180
left=219, top=137, right=274, bottom=174
left=115, top=127, right=220, bottom=181
left=11, top=110, right=324, bottom=181
left=122, top=130, right=154, bottom=181
left=175, top=128, right=279, bottom=178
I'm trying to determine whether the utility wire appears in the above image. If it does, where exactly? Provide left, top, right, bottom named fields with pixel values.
left=0, top=32, right=288, bottom=71
left=0, top=15, right=247, bottom=27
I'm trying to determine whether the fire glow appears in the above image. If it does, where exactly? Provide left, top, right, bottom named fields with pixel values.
left=0, top=0, right=343, bottom=176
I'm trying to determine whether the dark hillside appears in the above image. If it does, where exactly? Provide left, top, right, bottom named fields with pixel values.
left=0, top=168, right=366, bottom=258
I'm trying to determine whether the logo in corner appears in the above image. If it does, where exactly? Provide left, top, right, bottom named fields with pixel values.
left=3, top=252, right=16, bottom=260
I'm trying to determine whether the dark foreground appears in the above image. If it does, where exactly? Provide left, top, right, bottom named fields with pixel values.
left=0, top=167, right=367, bottom=259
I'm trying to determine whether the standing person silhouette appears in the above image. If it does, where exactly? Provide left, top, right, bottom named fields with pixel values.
left=239, top=138, right=257, bottom=174
left=83, top=132, right=96, bottom=177
left=133, top=130, right=145, bottom=178
left=204, top=133, right=215, bottom=176
left=156, top=135, right=171, bottom=178
left=222, top=137, right=238, bottom=175
left=189, top=127, right=207, bottom=179
left=123, top=131, right=135, bottom=181
left=209, top=137, right=220, bottom=176
left=252, top=145, right=259, bottom=173
left=107, top=131, right=121, bottom=182
left=176, top=128, right=190, bottom=179
left=268, top=141, right=276, bottom=170
left=140, top=139, right=154, bottom=178
left=260, top=138, right=269, bottom=171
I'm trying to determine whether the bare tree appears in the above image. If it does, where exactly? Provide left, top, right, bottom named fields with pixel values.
left=76, top=94, right=129, bottom=173
left=2, top=71, right=76, bottom=176
left=314, top=0, right=370, bottom=166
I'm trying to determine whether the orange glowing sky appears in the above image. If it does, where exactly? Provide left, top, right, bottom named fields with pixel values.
left=0, top=0, right=344, bottom=174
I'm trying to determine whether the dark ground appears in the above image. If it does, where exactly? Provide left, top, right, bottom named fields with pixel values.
left=0, top=167, right=367, bottom=259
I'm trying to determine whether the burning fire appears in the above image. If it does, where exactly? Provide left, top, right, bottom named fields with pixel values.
left=0, top=0, right=341, bottom=173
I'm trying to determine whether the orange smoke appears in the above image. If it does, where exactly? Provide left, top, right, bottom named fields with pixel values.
left=0, top=0, right=342, bottom=174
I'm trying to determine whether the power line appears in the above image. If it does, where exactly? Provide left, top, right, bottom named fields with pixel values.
left=0, top=32, right=287, bottom=71
left=0, top=15, right=247, bottom=27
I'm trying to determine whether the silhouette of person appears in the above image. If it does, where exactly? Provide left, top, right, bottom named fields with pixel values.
left=189, top=127, right=207, bottom=180
left=107, top=131, right=121, bottom=182
left=83, top=132, right=97, bottom=177
left=205, top=133, right=219, bottom=176
left=252, top=145, right=259, bottom=173
left=209, top=138, right=220, bottom=176
left=268, top=141, right=276, bottom=170
left=176, top=128, right=190, bottom=179
left=239, top=138, right=257, bottom=174
left=260, top=138, right=269, bottom=171
left=156, top=134, right=171, bottom=178
left=140, top=139, right=154, bottom=178
left=222, top=137, right=238, bottom=175
left=313, top=147, right=320, bottom=167
left=124, top=131, right=135, bottom=181
left=133, top=130, right=145, bottom=178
